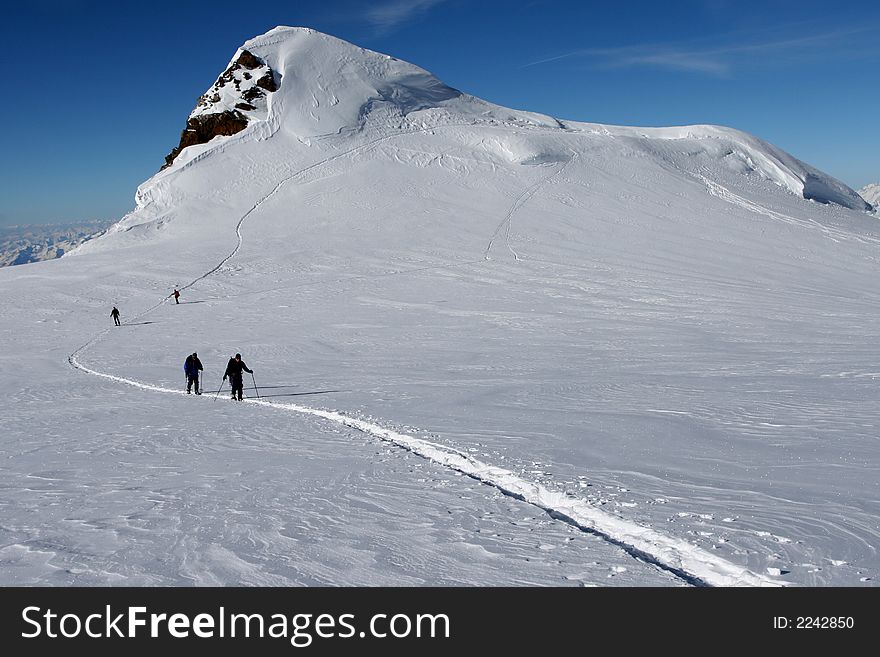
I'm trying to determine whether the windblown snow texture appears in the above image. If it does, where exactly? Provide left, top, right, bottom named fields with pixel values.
left=3, top=27, right=877, bottom=587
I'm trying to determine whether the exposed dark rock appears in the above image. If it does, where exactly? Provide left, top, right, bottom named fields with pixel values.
left=163, top=110, right=249, bottom=169
left=215, top=52, right=261, bottom=88
left=241, top=86, right=265, bottom=102
left=256, top=71, right=278, bottom=92
left=235, top=102, right=257, bottom=111
left=217, top=66, right=236, bottom=87
left=196, top=92, right=221, bottom=108
left=236, top=49, right=261, bottom=69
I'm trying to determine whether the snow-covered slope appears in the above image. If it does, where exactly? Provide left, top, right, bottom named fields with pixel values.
left=860, top=183, right=879, bottom=210
left=3, top=27, right=879, bottom=587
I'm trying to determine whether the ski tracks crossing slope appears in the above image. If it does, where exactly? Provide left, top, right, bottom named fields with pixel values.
left=484, top=152, right=576, bottom=261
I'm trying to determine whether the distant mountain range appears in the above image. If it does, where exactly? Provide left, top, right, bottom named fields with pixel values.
left=0, top=220, right=114, bottom=267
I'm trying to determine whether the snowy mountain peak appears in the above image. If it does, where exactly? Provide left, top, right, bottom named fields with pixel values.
left=159, top=26, right=469, bottom=171
left=244, top=25, right=463, bottom=135
left=860, top=183, right=879, bottom=211
left=153, top=26, right=868, bottom=214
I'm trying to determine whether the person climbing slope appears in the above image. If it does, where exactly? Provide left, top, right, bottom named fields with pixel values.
left=110, top=306, right=120, bottom=326
left=184, top=352, right=203, bottom=394
left=223, top=353, right=253, bottom=401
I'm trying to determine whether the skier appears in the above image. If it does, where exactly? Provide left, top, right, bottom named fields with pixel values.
left=110, top=306, right=120, bottom=326
left=223, top=353, right=253, bottom=401
left=173, top=289, right=180, bottom=304
left=184, top=352, right=203, bottom=395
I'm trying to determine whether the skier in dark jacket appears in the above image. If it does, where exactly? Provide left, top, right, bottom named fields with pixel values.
left=223, top=353, right=253, bottom=401
left=184, top=352, right=203, bottom=395
left=110, top=306, right=120, bottom=326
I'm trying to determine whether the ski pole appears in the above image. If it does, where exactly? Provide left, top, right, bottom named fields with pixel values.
left=251, top=372, right=261, bottom=400
left=213, top=378, right=225, bottom=401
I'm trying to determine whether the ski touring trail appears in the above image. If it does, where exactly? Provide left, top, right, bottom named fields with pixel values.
left=67, top=127, right=784, bottom=588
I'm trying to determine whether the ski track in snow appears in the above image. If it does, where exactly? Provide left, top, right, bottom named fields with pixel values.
left=485, top=152, right=575, bottom=262
left=68, top=125, right=784, bottom=588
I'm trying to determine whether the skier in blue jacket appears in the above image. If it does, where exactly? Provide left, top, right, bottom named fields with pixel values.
left=184, top=352, right=203, bottom=394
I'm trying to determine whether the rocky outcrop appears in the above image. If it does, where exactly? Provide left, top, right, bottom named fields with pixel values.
left=235, top=49, right=262, bottom=70
left=163, top=111, right=250, bottom=168
left=241, top=86, right=265, bottom=103
left=162, top=49, right=279, bottom=169
left=256, top=72, right=278, bottom=92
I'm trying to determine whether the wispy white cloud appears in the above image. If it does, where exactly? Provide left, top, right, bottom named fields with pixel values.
left=365, top=0, right=450, bottom=34
left=611, top=51, right=732, bottom=75
left=524, top=25, right=875, bottom=76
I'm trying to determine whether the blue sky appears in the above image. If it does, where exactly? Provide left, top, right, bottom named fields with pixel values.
left=2, top=0, right=878, bottom=225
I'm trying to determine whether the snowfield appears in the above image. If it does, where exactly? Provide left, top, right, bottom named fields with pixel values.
left=2, top=27, right=878, bottom=587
